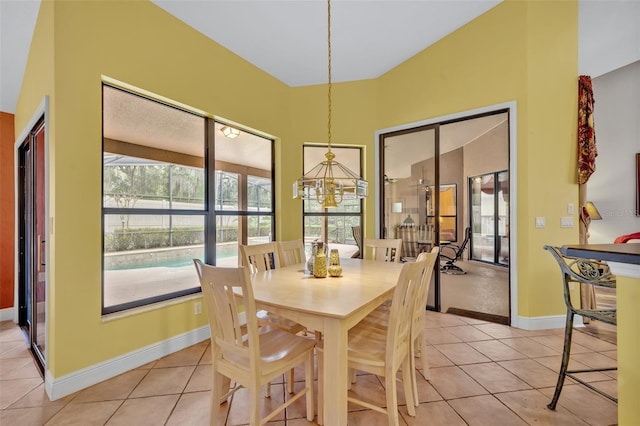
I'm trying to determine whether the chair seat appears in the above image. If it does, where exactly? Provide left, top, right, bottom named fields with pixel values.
left=258, top=330, right=315, bottom=377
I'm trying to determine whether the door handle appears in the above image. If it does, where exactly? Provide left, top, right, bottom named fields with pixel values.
left=38, top=236, right=46, bottom=268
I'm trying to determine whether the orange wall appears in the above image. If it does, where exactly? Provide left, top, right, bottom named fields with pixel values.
left=0, top=112, right=15, bottom=309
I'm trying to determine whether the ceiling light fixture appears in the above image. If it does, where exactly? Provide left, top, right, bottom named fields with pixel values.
left=293, top=0, right=368, bottom=208
left=221, top=125, right=240, bottom=139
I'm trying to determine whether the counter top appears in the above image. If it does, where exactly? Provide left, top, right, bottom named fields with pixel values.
left=562, top=243, right=640, bottom=265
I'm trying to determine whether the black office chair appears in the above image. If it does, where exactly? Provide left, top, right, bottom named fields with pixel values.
left=440, top=227, right=471, bottom=274
left=543, top=245, right=617, bottom=410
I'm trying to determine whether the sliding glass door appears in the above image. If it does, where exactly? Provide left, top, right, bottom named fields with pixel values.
left=18, top=116, right=47, bottom=375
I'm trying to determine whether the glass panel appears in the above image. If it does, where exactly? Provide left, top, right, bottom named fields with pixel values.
left=214, top=171, right=239, bottom=210
left=248, top=175, right=272, bottom=212
left=103, top=214, right=204, bottom=308
left=103, top=156, right=205, bottom=210
left=304, top=215, right=360, bottom=258
left=34, top=129, right=46, bottom=359
left=383, top=129, right=435, bottom=240
left=426, top=184, right=457, bottom=242
left=497, top=171, right=509, bottom=265
left=216, top=215, right=239, bottom=267
left=470, top=174, right=496, bottom=262
left=248, top=215, right=272, bottom=244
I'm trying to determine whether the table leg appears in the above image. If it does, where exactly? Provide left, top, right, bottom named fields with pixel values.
left=322, top=319, right=349, bottom=425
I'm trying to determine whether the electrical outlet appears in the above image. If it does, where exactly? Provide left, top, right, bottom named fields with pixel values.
left=568, top=203, right=574, bottom=214
left=535, top=217, right=545, bottom=228
left=194, top=301, right=202, bottom=315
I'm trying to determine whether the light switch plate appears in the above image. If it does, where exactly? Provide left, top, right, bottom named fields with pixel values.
left=568, top=203, right=574, bottom=214
left=561, top=217, right=574, bottom=228
left=535, top=217, right=545, bottom=228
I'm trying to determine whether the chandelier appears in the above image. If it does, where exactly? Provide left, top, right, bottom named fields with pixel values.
left=293, top=0, right=368, bottom=208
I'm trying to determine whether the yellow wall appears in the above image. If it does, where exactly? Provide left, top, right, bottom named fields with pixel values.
left=16, top=0, right=581, bottom=382
left=377, top=0, right=579, bottom=318
left=17, top=0, right=293, bottom=377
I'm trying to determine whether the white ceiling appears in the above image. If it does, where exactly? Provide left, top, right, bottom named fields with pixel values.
left=2, top=1, right=638, bottom=116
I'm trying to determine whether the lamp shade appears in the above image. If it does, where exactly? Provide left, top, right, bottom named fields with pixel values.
left=585, top=201, right=602, bottom=220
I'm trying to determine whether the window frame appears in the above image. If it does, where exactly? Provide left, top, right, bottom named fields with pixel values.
left=101, top=83, right=275, bottom=314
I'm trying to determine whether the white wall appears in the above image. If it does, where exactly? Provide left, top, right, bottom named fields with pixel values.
left=587, top=60, right=640, bottom=243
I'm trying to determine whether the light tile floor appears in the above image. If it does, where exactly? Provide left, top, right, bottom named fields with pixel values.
left=0, top=312, right=618, bottom=425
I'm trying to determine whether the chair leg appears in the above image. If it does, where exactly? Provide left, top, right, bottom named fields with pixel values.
left=210, top=368, right=222, bottom=426
left=249, top=382, right=261, bottom=426
left=548, top=311, right=574, bottom=410
left=419, top=331, right=430, bottom=380
left=317, top=350, right=324, bottom=426
left=410, top=331, right=429, bottom=406
left=385, top=367, right=400, bottom=426
left=287, top=369, right=295, bottom=394
left=305, top=351, right=315, bottom=422
left=409, top=337, right=419, bottom=406
left=402, top=357, right=416, bottom=417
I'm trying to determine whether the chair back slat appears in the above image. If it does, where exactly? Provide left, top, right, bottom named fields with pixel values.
left=240, top=242, right=280, bottom=272
left=277, top=239, right=306, bottom=266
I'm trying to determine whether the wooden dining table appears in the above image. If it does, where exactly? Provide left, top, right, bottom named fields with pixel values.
left=248, top=257, right=405, bottom=425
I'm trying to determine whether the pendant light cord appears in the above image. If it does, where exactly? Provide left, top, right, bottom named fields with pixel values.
left=327, top=0, right=332, bottom=152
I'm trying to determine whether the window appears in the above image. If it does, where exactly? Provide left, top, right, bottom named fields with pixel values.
left=102, top=84, right=274, bottom=314
left=214, top=130, right=274, bottom=265
left=469, top=171, right=509, bottom=266
left=302, top=146, right=363, bottom=258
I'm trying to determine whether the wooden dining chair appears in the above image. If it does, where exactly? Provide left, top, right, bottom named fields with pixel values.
left=240, top=242, right=282, bottom=273
left=357, top=248, right=439, bottom=406
left=240, top=244, right=307, bottom=335
left=277, top=239, right=306, bottom=266
left=239, top=243, right=307, bottom=394
left=316, top=256, right=428, bottom=426
left=362, top=238, right=402, bottom=263
left=193, top=260, right=315, bottom=426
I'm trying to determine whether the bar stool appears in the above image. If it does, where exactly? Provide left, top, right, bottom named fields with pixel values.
left=543, top=245, right=617, bottom=409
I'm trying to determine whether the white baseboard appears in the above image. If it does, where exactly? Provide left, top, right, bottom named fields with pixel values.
left=0, top=307, right=15, bottom=322
left=514, top=314, right=583, bottom=330
left=45, top=325, right=210, bottom=401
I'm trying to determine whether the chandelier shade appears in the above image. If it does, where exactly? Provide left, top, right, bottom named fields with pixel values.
left=293, top=151, right=368, bottom=208
left=292, top=0, right=368, bottom=209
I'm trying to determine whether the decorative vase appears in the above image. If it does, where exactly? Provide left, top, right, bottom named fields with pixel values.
left=307, top=240, right=321, bottom=274
left=313, top=243, right=327, bottom=278
left=328, top=248, right=342, bottom=277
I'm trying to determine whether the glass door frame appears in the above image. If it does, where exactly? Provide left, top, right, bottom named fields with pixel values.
left=17, top=115, right=47, bottom=375
left=379, top=124, right=442, bottom=311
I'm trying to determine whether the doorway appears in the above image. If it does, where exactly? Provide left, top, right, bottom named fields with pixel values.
left=380, top=109, right=510, bottom=324
left=17, top=116, right=46, bottom=375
